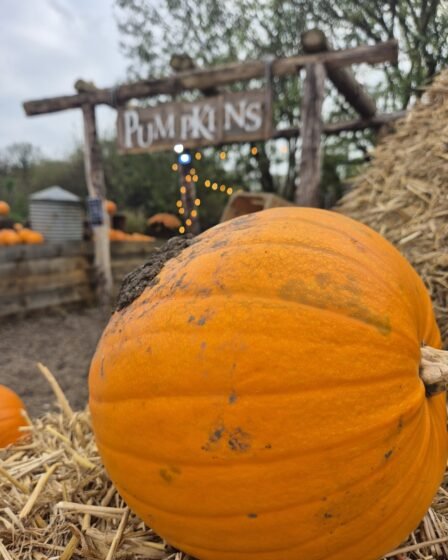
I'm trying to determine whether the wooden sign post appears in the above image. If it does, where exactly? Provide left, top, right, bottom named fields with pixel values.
left=82, top=103, right=113, bottom=305
left=295, top=63, right=326, bottom=207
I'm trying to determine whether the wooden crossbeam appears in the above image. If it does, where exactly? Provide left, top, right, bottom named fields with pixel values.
left=302, top=29, right=378, bottom=118
left=23, top=40, right=398, bottom=116
left=272, top=111, right=406, bottom=139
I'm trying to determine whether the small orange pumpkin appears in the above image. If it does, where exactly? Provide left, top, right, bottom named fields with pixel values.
left=106, top=200, right=117, bottom=216
left=0, top=201, right=10, bottom=216
left=0, top=385, right=28, bottom=448
left=89, top=208, right=447, bottom=560
left=109, top=228, right=127, bottom=241
left=0, top=229, right=21, bottom=246
left=18, top=228, right=44, bottom=244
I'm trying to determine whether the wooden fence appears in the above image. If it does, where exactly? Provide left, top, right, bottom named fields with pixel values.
left=0, top=241, right=162, bottom=318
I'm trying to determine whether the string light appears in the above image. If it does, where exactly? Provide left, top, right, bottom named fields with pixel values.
left=194, top=198, right=201, bottom=206
left=179, top=226, right=185, bottom=234
left=171, top=163, right=178, bottom=171
left=251, top=147, right=258, bottom=156
left=220, top=184, right=226, bottom=192
left=176, top=200, right=183, bottom=208
left=192, top=174, right=199, bottom=182
left=195, top=152, right=202, bottom=160
left=212, top=182, right=218, bottom=190
left=219, top=151, right=227, bottom=160
left=189, top=168, right=196, bottom=175
left=186, top=218, right=192, bottom=226
left=205, top=180, right=211, bottom=187
left=180, top=186, right=187, bottom=194
left=191, top=210, right=198, bottom=218
left=185, top=174, right=192, bottom=183
left=179, top=208, right=185, bottom=215
left=227, top=187, right=233, bottom=195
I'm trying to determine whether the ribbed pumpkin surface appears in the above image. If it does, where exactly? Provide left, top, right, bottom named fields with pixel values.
left=89, top=207, right=447, bottom=560
left=0, top=385, right=27, bottom=448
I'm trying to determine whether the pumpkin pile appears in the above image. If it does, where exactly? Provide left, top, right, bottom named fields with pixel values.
left=109, top=228, right=155, bottom=242
left=89, top=207, right=447, bottom=560
left=0, top=361, right=447, bottom=559
left=337, top=70, right=448, bottom=347
left=0, top=227, right=44, bottom=246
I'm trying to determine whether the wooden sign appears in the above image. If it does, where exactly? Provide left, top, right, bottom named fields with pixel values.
left=117, top=90, right=272, bottom=153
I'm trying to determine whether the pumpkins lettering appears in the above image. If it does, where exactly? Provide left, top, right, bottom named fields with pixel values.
left=89, top=207, right=448, bottom=560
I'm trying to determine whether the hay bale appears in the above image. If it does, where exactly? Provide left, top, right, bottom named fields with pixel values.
left=337, top=71, right=448, bottom=346
left=0, top=367, right=447, bottom=559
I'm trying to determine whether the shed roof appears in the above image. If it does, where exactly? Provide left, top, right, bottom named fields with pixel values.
left=30, top=186, right=81, bottom=202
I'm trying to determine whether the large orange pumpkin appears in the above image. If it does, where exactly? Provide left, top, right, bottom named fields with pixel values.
left=89, top=207, right=447, bottom=560
left=0, top=201, right=10, bottom=216
left=0, top=385, right=28, bottom=448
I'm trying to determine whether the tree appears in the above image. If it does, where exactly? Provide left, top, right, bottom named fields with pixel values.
left=115, top=0, right=448, bottom=203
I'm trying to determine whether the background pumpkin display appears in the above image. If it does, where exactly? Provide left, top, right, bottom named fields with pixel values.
left=0, top=384, right=28, bottom=448
left=0, top=201, right=10, bottom=216
left=89, top=207, right=447, bottom=560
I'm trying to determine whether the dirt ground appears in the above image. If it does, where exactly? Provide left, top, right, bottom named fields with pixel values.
left=0, top=306, right=108, bottom=417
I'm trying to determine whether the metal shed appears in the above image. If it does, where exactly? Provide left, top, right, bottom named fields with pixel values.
left=30, top=186, right=84, bottom=243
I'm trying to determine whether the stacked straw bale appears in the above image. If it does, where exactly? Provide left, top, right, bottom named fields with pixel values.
left=0, top=366, right=447, bottom=559
left=337, top=71, right=448, bottom=347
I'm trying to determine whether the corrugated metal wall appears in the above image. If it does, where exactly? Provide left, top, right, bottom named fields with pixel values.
left=30, top=201, right=84, bottom=242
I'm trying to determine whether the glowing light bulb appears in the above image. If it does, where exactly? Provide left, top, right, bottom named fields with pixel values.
left=251, top=147, right=258, bottom=156
left=179, top=226, right=185, bottom=234
left=171, top=163, right=178, bottom=171
left=189, top=168, right=196, bottom=175
left=191, top=210, right=198, bottom=218
left=174, top=144, right=184, bottom=154
left=176, top=200, right=182, bottom=208
left=227, top=187, right=233, bottom=195
left=185, top=174, right=192, bottom=183
left=205, top=180, right=211, bottom=187
left=212, top=183, right=218, bottom=190
left=186, top=218, right=192, bottom=226
left=179, top=208, right=185, bottom=215
left=194, top=198, right=201, bottom=206
left=219, top=151, right=226, bottom=160
left=195, top=152, right=202, bottom=160
left=180, top=186, right=187, bottom=194
left=193, top=174, right=199, bottom=182
left=220, top=185, right=226, bottom=192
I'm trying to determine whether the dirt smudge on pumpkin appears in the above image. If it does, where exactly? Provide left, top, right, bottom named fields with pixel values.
left=159, top=466, right=181, bottom=484
left=228, top=428, right=251, bottom=453
left=99, top=357, right=105, bottom=378
left=323, top=512, right=333, bottom=519
left=384, top=449, right=394, bottom=459
left=202, top=424, right=251, bottom=454
left=116, top=235, right=196, bottom=311
left=247, top=513, right=258, bottom=519
left=202, top=424, right=225, bottom=451
left=279, top=277, right=391, bottom=336
left=228, top=390, right=237, bottom=404
left=188, top=309, right=215, bottom=327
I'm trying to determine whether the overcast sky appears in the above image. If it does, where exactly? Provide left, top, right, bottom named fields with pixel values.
left=0, top=0, right=128, bottom=159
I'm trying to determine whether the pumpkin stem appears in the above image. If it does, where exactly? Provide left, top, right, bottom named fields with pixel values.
left=420, top=346, right=448, bottom=396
